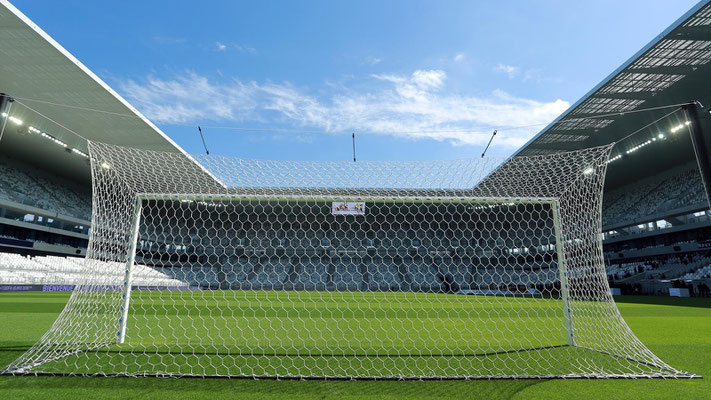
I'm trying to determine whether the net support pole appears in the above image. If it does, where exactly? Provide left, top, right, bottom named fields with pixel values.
left=552, top=200, right=575, bottom=346
left=117, top=198, right=143, bottom=344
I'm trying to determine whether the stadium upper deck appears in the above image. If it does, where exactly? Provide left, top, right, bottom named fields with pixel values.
left=0, top=0, right=710, bottom=297
left=511, top=0, right=711, bottom=192
left=0, top=0, right=194, bottom=184
left=1, top=0, right=710, bottom=191
left=0, top=0, right=710, bottom=191
left=1, top=1, right=711, bottom=232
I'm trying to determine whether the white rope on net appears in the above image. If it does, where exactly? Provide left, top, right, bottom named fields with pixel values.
left=2, top=141, right=696, bottom=379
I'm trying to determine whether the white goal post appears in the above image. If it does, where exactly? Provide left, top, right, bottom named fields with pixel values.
left=3, top=141, right=695, bottom=379
left=115, top=194, right=576, bottom=349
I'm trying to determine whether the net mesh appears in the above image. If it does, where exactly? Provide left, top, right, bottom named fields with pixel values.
left=3, top=141, right=693, bottom=379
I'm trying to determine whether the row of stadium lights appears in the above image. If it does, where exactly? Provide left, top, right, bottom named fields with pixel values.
left=624, top=121, right=690, bottom=157
left=599, top=121, right=692, bottom=169
left=0, top=111, right=694, bottom=171
left=0, top=112, right=89, bottom=158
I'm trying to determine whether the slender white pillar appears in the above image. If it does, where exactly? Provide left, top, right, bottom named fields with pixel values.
left=117, top=199, right=142, bottom=344
left=552, top=201, right=575, bottom=346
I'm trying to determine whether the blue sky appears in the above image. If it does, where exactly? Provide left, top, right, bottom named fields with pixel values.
left=12, top=0, right=702, bottom=161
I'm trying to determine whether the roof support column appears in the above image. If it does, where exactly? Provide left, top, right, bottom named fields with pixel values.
left=0, top=93, right=14, bottom=143
left=684, top=103, right=711, bottom=211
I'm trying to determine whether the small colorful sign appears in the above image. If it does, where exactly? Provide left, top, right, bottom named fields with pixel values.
left=331, top=202, right=366, bottom=216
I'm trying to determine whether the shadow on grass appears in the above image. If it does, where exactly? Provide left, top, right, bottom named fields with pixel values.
left=0, top=348, right=27, bottom=371
left=613, top=295, right=711, bottom=308
left=0, top=373, right=545, bottom=400
left=0, top=346, right=543, bottom=399
left=0, top=351, right=545, bottom=399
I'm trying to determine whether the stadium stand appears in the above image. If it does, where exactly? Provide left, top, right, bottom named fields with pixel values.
left=606, top=252, right=711, bottom=295
left=606, top=261, right=656, bottom=279
left=406, top=260, right=439, bottom=291
left=0, top=252, right=185, bottom=286
left=145, top=256, right=562, bottom=295
left=0, top=156, right=91, bottom=220
left=602, top=163, right=706, bottom=228
left=0, top=151, right=706, bottom=298
left=0, top=134, right=707, bottom=298
left=680, top=265, right=711, bottom=280
left=331, top=261, right=364, bottom=291
left=368, top=260, right=402, bottom=291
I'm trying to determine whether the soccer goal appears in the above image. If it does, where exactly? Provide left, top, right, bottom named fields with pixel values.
left=3, top=142, right=694, bottom=379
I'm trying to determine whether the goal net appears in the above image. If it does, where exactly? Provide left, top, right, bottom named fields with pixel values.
left=3, top=141, right=693, bottom=379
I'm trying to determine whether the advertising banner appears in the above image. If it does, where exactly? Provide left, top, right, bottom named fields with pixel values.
left=331, top=201, right=366, bottom=216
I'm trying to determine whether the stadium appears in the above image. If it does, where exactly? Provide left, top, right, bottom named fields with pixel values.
left=0, top=0, right=710, bottom=399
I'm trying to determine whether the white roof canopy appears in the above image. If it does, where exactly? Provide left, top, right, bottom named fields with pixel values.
left=0, top=0, right=188, bottom=181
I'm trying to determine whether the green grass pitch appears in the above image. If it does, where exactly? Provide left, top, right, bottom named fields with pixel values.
left=0, top=292, right=709, bottom=399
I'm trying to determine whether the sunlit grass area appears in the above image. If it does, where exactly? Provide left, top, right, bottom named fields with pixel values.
left=1, top=292, right=709, bottom=399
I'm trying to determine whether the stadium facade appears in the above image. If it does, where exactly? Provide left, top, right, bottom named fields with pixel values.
left=509, top=0, right=711, bottom=295
left=0, top=0, right=711, bottom=295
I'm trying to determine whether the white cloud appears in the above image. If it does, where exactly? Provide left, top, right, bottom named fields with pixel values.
left=411, top=70, right=446, bottom=90
left=119, top=69, right=569, bottom=147
left=453, top=53, right=465, bottom=62
left=494, top=63, right=520, bottom=79
left=364, top=55, right=382, bottom=65
left=119, top=72, right=259, bottom=123
left=215, top=42, right=255, bottom=53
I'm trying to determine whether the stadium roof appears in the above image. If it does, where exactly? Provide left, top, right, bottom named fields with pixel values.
left=2, top=0, right=710, bottom=188
left=0, top=0, right=188, bottom=182
left=513, top=0, right=711, bottom=189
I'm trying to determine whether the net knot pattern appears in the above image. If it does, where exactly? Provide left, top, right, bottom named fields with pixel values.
left=3, top=142, right=695, bottom=379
